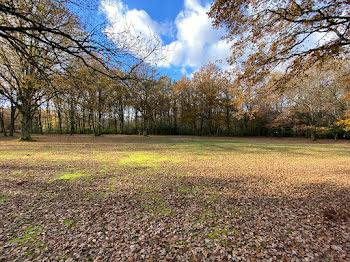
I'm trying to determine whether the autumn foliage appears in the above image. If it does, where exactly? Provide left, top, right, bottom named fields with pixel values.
left=208, top=0, right=349, bottom=87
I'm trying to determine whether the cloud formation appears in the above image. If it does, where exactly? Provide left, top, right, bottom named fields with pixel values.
left=100, top=0, right=231, bottom=74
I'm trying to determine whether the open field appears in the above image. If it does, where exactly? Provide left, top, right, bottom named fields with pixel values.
left=0, top=135, right=349, bottom=261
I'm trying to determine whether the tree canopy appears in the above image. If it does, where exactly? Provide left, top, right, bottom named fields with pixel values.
left=208, top=0, right=350, bottom=86
left=0, top=0, right=162, bottom=140
left=0, top=0, right=159, bottom=80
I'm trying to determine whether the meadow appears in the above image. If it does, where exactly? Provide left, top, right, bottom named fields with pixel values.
left=0, top=135, right=349, bottom=261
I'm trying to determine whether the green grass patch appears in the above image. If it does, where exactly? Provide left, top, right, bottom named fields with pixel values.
left=0, top=195, right=9, bottom=203
left=8, top=225, right=42, bottom=246
left=141, top=194, right=172, bottom=216
left=178, top=185, right=192, bottom=195
left=118, top=152, right=181, bottom=168
left=8, top=225, right=45, bottom=259
left=208, top=191, right=221, bottom=203
left=49, top=170, right=92, bottom=183
left=63, top=219, right=78, bottom=229
left=11, top=170, right=23, bottom=175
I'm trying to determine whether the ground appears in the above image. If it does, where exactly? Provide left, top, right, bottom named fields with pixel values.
left=0, top=135, right=349, bottom=261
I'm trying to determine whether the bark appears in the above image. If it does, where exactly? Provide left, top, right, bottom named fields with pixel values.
left=82, top=109, right=86, bottom=133
left=46, top=102, right=51, bottom=131
left=114, top=114, right=118, bottom=134
left=94, top=89, right=103, bottom=136
left=143, top=115, right=149, bottom=136
left=0, top=109, right=7, bottom=136
left=135, top=111, right=138, bottom=130
left=57, top=109, right=62, bottom=134
left=38, top=108, right=43, bottom=135
left=173, top=105, right=177, bottom=134
left=95, top=111, right=102, bottom=136
left=311, top=129, right=317, bottom=141
left=88, top=110, right=93, bottom=131
left=69, top=101, right=75, bottom=135
left=20, top=110, right=32, bottom=140
left=200, top=116, right=204, bottom=136
left=9, top=103, right=17, bottom=136
left=119, top=105, right=124, bottom=134
left=226, top=110, right=230, bottom=135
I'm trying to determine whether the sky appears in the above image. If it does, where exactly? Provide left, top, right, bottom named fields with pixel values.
left=98, top=0, right=232, bottom=80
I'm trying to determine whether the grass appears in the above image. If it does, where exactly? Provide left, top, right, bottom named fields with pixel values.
left=7, top=225, right=45, bottom=259
left=49, top=170, right=92, bottom=182
left=8, top=225, right=42, bottom=245
left=0, top=195, right=9, bottom=203
left=118, top=152, right=182, bottom=168
left=0, top=134, right=349, bottom=261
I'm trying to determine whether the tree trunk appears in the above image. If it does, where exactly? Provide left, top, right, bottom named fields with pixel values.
left=0, top=108, right=7, bottom=136
left=114, top=114, right=118, bottom=134
left=135, top=111, right=138, bottom=131
left=119, top=105, right=124, bottom=134
left=173, top=105, right=177, bottom=135
left=88, top=109, right=93, bottom=132
left=77, top=117, right=81, bottom=134
left=95, top=111, right=102, bottom=136
left=82, top=109, right=86, bottom=133
left=57, top=109, right=62, bottom=134
left=311, top=129, right=317, bottom=141
left=46, top=102, right=51, bottom=131
left=9, top=103, right=17, bottom=136
left=20, top=111, right=32, bottom=141
left=38, top=108, right=43, bottom=135
left=226, top=110, right=230, bottom=135
left=69, top=101, right=75, bottom=136
left=95, top=89, right=103, bottom=136
left=200, top=116, right=204, bottom=136
left=143, top=115, right=149, bottom=136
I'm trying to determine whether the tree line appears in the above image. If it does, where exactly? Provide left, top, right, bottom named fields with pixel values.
left=0, top=0, right=161, bottom=140
left=0, top=0, right=349, bottom=140
left=1, top=59, right=349, bottom=139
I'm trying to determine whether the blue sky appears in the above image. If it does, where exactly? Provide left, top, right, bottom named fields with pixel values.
left=119, top=0, right=183, bottom=23
left=98, top=0, right=231, bottom=80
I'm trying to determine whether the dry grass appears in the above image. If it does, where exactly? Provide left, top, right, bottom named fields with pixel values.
left=0, top=134, right=349, bottom=261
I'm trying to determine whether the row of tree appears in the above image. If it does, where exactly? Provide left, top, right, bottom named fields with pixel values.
left=1, top=58, right=349, bottom=139
left=0, top=0, right=161, bottom=140
left=0, top=0, right=349, bottom=140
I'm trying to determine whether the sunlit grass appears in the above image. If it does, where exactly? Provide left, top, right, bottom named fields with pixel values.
left=49, top=170, right=92, bottom=182
left=118, top=152, right=182, bottom=168
left=0, top=135, right=349, bottom=260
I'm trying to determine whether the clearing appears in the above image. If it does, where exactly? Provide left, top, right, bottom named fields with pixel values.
left=0, top=135, right=349, bottom=261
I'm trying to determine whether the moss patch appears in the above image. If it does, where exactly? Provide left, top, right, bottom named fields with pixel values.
left=118, top=152, right=181, bottom=168
left=0, top=195, right=9, bottom=203
left=49, top=170, right=92, bottom=182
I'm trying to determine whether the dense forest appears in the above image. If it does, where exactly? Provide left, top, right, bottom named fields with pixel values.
left=1, top=59, right=349, bottom=139
left=0, top=0, right=349, bottom=140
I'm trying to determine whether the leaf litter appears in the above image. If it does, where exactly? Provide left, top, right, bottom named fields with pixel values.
left=0, top=135, right=349, bottom=261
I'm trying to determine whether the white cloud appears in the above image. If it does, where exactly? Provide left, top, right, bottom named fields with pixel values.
left=100, top=0, right=171, bottom=62
left=100, top=0, right=231, bottom=73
